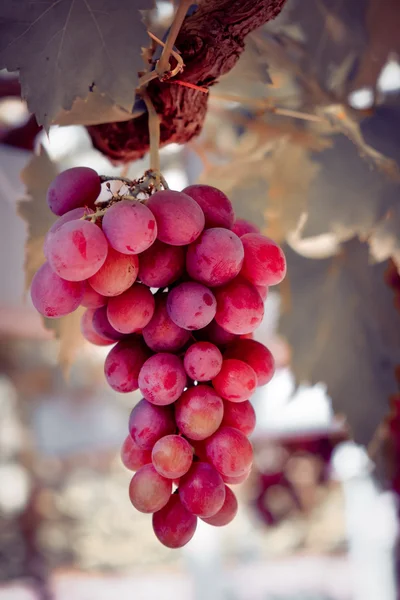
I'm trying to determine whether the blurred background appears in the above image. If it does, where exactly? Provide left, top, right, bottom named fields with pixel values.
left=1, top=0, right=400, bottom=598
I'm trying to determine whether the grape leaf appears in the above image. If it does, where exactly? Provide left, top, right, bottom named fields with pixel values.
left=279, top=239, right=400, bottom=446
left=0, top=0, right=154, bottom=127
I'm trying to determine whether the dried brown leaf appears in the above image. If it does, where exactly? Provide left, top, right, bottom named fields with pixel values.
left=45, top=307, right=86, bottom=376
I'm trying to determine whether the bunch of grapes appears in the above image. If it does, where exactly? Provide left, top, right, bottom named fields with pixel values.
left=30, top=166, right=286, bottom=548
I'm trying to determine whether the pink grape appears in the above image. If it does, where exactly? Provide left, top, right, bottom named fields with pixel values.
left=138, top=353, right=187, bottom=405
left=47, top=219, right=108, bottom=281
left=183, top=184, right=234, bottom=229
left=129, top=399, right=175, bottom=450
left=46, top=167, right=101, bottom=215
left=146, top=190, right=205, bottom=245
left=44, top=207, right=94, bottom=258
left=88, top=247, right=138, bottom=296
left=222, top=470, right=251, bottom=485
left=179, top=462, right=226, bottom=518
left=152, top=435, right=193, bottom=479
left=186, top=228, right=244, bottom=286
left=224, top=339, right=275, bottom=386
left=102, top=199, right=157, bottom=254
left=201, top=486, right=238, bottom=526
left=81, top=308, right=114, bottom=346
left=129, top=464, right=171, bottom=513
left=107, top=284, right=155, bottom=334
left=214, top=276, right=264, bottom=334
left=175, top=385, right=223, bottom=440
left=212, top=358, right=257, bottom=402
left=142, top=294, right=190, bottom=352
left=138, top=240, right=185, bottom=288
left=30, top=262, right=83, bottom=318
left=222, top=400, right=256, bottom=436
left=92, top=306, right=125, bottom=341
left=152, top=494, right=197, bottom=548
left=183, top=342, right=222, bottom=381
left=121, top=434, right=151, bottom=471
left=240, top=233, right=286, bottom=286
left=104, top=338, right=151, bottom=393
left=231, top=219, right=260, bottom=237
left=196, top=320, right=238, bottom=346
left=167, top=282, right=216, bottom=330
left=81, top=282, right=107, bottom=308
left=205, top=426, right=253, bottom=478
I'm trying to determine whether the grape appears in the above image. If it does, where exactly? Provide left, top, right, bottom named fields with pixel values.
left=146, top=190, right=205, bottom=246
left=121, top=434, right=151, bottom=471
left=183, top=185, right=234, bottom=229
left=88, top=247, right=139, bottom=296
left=138, top=240, right=185, bottom=288
left=167, top=282, right=216, bottom=330
left=129, top=464, right=171, bottom=513
left=104, top=338, right=151, bottom=393
left=224, top=339, right=275, bottom=386
left=102, top=199, right=157, bottom=254
left=152, top=494, right=197, bottom=548
left=142, top=294, right=190, bottom=352
left=81, top=282, right=107, bottom=308
left=44, top=207, right=94, bottom=258
left=205, top=426, right=253, bottom=478
left=129, top=399, right=175, bottom=450
left=222, top=470, right=250, bottom=485
left=240, top=233, right=286, bottom=286
left=175, top=385, right=223, bottom=441
left=231, top=219, right=260, bottom=237
left=212, top=358, right=257, bottom=402
left=201, top=486, right=238, bottom=526
left=186, top=228, right=244, bottom=286
left=30, top=262, right=84, bottom=318
left=183, top=342, right=222, bottom=381
left=47, top=219, right=108, bottom=281
left=214, top=276, right=264, bottom=334
left=47, top=167, right=101, bottom=216
left=107, top=284, right=155, bottom=334
left=196, top=320, right=238, bottom=346
left=152, top=435, right=193, bottom=479
left=222, top=400, right=256, bottom=436
left=81, top=308, right=114, bottom=346
left=179, top=462, right=225, bottom=518
left=92, top=306, right=125, bottom=341
left=138, top=353, right=187, bottom=405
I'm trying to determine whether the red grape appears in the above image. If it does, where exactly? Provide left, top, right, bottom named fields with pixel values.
left=142, top=294, right=190, bottom=352
left=107, top=284, right=155, bottom=333
left=175, top=385, right=223, bottom=440
left=183, top=184, right=234, bottom=229
left=183, top=342, right=222, bottom=381
left=92, top=306, right=125, bottom=341
left=205, top=426, right=253, bottom=478
left=214, top=276, right=264, bottom=334
left=129, top=464, right=171, bottom=513
left=129, top=399, right=175, bottom=450
left=47, top=219, right=108, bottom=281
left=46, top=167, right=101, bottom=216
left=222, top=400, right=256, bottom=436
left=231, top=219, right=260, bottom=237
left=179, top=462, right=225, bottom=518
left=152, top=494, right=197, bottom=548
left=88, top=247, right=138, bottom=296
left=104, top=338, right=151, bottom=393
left=102, top=199, right=157, bottom=254
left=138, top=240, right=185, bottom=288
left=240, top=233, right=286, bottom=286
left=81, top=281, right=106, bottom=308
left=146, top=190, right=205, bottom=245
left=222, top=470, right=251, bottom=485
left=186, top=228, right=244, bottom=286
left=196, top=320, right=238, bottom=346
left=212, top=358, right=257, bottom=402
left=81, top=308, right=114, bottom=346
left=152, top=435, right=193, bottom=478
left=167, top=282, right=216, bottom=330
left=224, top=339, right=275, bottom=386
left=201, top=486, right=238, bottom=526
left=44, top=207, right=94, bottom=258
left=138, top=353, right=187, bottom=405
left=121, top=434, right=152, bottom=471
left=30, top=262, right=84, bottom=318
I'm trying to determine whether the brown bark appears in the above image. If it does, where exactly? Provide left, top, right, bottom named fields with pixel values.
left=88, top=0, right=286, bottom=163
